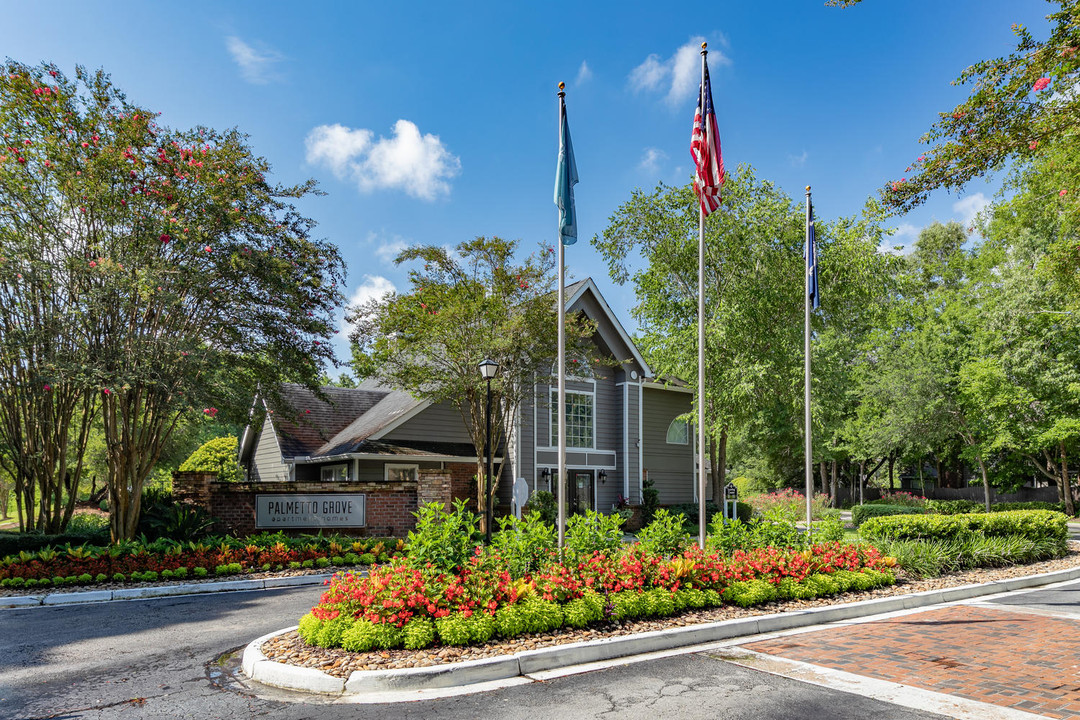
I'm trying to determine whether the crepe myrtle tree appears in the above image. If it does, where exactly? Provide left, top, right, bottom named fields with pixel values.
left=0, top=61, right=345, bottom=540
left=348, top=236, right=597, bottom=535
left=829, top=0, right=1080, bottom=216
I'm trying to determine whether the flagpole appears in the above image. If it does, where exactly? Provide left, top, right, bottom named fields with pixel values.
left=804, top=185, right=813, bottom=540
left=557, top=82, right=567, bottom=554
left=697, top=44, right=708, bottom=550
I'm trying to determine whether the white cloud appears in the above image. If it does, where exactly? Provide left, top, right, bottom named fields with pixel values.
left=225, top=36, right=283, bottom=85
left=789, top=150, right=808, bottom=168
left=639, top=147, right=668, bottom=174
left=575, top=61, right=592, bottom=86
left=952, top=192, right=990, bottom=227
left=880, top=223, right=919, bottom=255
left=370, top=232, right=410, bottom=263
left=305, top=120, right=461, bottom=200
left=629, top=37, right=731, bottom=106
left=349, top=275, right=396, bottom=307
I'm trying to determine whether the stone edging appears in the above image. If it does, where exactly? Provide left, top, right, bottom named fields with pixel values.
left=242, top=564, right=1080, bottom=697
left=0, top=573, right=333, bottom=609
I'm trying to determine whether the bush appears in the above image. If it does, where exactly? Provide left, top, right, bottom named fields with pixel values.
left=723, top=579, right=777, bottom=607
left=852, top=504, right=925, bottom=527
left=178, top=436, right=243, bottom=482
left=405, top=500, right=480, bottom=572
left=523, top=491, right=556, bottom=526
left=65, top=513, right=110, bottom=534
left=811, top=512, right=846, bottom=543
left=641, top=477, right=659, bottom=525
left=0, top=531, right=108, bottom=556
left=636, top=509, right=689, bottom=557
left=402, top=617, right=436, bottom=650
left=868, top=491, right=926, bottom=508
left=565, top=510, right=624, bottom=558
left=860, top=510, right=1068, bottom=548
left=492, top=511, right=556, bottom=578
left=924, top=499, right=983, bottom=515
left=140, top=501, right=216, bottom=542
left=993, top=501, right=1066, bottom=513
left=563, top=591, right=605, bottom=628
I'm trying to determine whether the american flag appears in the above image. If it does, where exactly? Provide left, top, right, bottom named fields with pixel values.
left=691, top=63, right=724, bottom=216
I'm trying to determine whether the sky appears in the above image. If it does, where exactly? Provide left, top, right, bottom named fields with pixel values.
left=0, top=0, right=1055, bottom=369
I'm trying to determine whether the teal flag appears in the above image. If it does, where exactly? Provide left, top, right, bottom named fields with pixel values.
left=554, top=96, right=579, bottom=245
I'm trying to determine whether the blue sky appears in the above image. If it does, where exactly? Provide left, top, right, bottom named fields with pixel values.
left=0, top=0, right=1052, bottom=367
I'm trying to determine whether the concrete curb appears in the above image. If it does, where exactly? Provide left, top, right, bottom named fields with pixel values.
left=1, top=574, right=334, bottom=609
left=243, top=564, right=1080, bottom=697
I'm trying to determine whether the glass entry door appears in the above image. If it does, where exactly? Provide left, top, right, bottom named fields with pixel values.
left=569, top=470, right=594, bottom=515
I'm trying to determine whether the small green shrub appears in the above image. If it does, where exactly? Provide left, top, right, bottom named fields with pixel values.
left=297, top=612, right=323, bottom=644
left=860, top=509, right=1067, bottom=548
left=301, top=559, right=314, bottom=569
left=520, top=598, right=563, bottom=633
left=523, top=490, right=556, bottom=526
left=358, top=553, right=376, bottom=565
left=466, top=613, right=497, bottom=643
left=723, top=579, right=777, bottom=607
left=636, top=509, right=689, bottom=557
left=314, top=616, right=354, bottom=648
left=112, top=572, right=126, bottom=582
left=609, top=590, right=645, bottom=620
left=852, top=504, right=924, bottom=527
left=330, top=556, right=344, bottom=566
left=193, top=567, right=208, bottom=577
left=562, top=591, right=605, bottom=628
left=405, top=499, right=480, bottom=572
left=94, top=573, right=107, bottom=583
left=492, top=511, right=556, bottom=578
left=288, top=561, right=302, bottom=570
left=340, top=620, right=379, bottom=652
left=436, top=613, right=473, bottom=646
left=402, top=617, right=436, bottom=650
left=812, top=512, right=846, bottom=543
left=565, top=510, right=624, bottom=558
left=161, top=569, right=174, bottom=580
left=924, top=499, right=983, bottom=515
left=65, top=513, right=110, bottom=534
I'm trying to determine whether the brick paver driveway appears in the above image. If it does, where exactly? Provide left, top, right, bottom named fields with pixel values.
left=744, top=589, right=1080, bottom=719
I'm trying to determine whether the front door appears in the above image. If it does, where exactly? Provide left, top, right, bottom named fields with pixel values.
left=569, top=470, right=594, bottom=515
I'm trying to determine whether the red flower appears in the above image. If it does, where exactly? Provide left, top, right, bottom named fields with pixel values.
left=1029, top=140, right=1038, bottom=150
left=1061, top=189, right=1069, bottom=197
left=160, top=234, right=170, bottom=243
left=1033, top=77, right=1051, bottom=92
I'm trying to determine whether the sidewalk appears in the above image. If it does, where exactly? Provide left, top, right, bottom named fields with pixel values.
left=730, top=578, right=1080, bottom=719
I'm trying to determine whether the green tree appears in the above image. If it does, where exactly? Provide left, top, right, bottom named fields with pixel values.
left=348, top=236, right=595, bottom=534
left=594, top=167, right=887, bottom=500
left=0, top=61, right=344, bottom=540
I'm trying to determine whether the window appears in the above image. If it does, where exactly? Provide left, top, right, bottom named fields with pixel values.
left=320, top=463, right=349, bottom=482
left=666, top=418, right=689, bottom=445
left=550, top=391, right=594, bottom=448
left=385, top=464, right=419, bottom=483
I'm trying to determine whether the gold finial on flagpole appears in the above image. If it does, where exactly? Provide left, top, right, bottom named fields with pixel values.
left=701, top=42, right=707, bottom=49
left=806, top=185, right=812, bottom=193
left=558, top=81, right=565, bottom=90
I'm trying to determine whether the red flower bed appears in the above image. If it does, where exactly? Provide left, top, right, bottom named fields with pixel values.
left=310, top=542, right=887, bottom=628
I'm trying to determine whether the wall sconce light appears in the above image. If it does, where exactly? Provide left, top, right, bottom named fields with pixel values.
left=540, top=468, right=550, bottom=480
left=598, top=469, right=607, bottom=484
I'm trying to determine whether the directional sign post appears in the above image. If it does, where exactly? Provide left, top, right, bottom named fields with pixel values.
left=723, top=483, right=738, bottom=522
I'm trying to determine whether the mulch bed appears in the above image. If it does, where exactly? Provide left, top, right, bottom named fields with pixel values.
left=260, top=543, right=1080, bottom=678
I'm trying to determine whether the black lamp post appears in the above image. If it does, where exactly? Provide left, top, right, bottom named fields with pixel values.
left=478, top=358, right=499, bottom=543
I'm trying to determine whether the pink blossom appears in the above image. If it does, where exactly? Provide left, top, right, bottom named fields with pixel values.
left=160, top=234, right=170, bottom=243
left=203, top=407, right=218, bottom=417
left=43, top=383, right=51, bottom=391
left=1033, top=77, right=1051, bottom=92
left=1029, top=140, right=1038, bottom=150
left=102, top=388, right=111, bottom=395
left=204, top=245, right=212, bottom=253
left=88, top=261, right=97, bottom=268
left=1061, top=189, right=1069, bottom=197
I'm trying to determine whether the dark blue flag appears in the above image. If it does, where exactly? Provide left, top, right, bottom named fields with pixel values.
left=806, top=204, right=820, bottom=310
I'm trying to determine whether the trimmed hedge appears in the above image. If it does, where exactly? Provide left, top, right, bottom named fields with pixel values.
left=0, top=531, right=110, bottom=556
left=851, top=504, right=925, bottom=527
left=859, top=509, right=1068, bottom=549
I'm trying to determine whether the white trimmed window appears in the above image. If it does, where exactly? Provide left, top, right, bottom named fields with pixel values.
left=550, top=390, right=595, bottom=449
left=385, top=463, right=419, bottom=483
left=666, top=418, right=689, bottom=445
left=320, top=463, right=350, bottom=482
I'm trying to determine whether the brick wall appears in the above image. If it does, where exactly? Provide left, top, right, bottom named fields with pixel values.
left=417, top=469, right=452, bottom=509
left=173, top=471, right=418, bottom=538
left=449, top=462, right=478, bottom=513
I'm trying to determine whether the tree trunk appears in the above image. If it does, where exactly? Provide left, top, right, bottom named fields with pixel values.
left=858, top=460, right=865, bottom=505
left=708, top=426, right=728, bottom=507
left=818, top=460, right=827, bottom=498
left=830, top=460, right=839, bottom=508
left=1061, top=441, right=1075, bottom=517
left=976, top=453, right=992, bottom=512
left=888, top=454, right=895, bottom=491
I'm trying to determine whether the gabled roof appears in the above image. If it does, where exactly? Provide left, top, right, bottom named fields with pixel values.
left=272, top=384, right=390, bottom=458
left=563, top=277, right=652, bottom=377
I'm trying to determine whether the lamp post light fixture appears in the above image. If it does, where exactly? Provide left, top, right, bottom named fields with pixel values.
left=478, top=358, right=499, bottom=543
left=598, top=469, right=607, bottom=484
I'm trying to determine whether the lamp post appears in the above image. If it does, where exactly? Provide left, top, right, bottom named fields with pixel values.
left=478, top=358, right=499, bottom=543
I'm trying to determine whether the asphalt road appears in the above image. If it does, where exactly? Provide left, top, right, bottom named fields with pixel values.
left=0, top=586, right=951, bottom=720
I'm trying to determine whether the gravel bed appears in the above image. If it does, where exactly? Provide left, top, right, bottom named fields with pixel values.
left=261, top=543, right=1080, bottom=679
